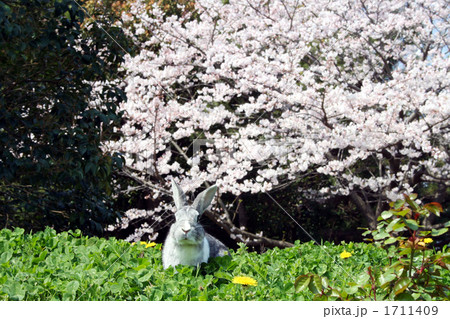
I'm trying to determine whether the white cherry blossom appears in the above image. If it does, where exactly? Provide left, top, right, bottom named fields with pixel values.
left=105, top=0, right=449, bottom=244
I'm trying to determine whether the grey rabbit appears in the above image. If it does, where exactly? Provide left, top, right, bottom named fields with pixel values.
left=162, top=180, right=228, bottom=269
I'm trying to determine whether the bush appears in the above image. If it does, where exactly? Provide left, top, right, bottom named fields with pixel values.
left=296, top=195, right=450, bottom=300
left=3, top=227, right=448, bottom=301
left=0, top=0, right=127, bottom=234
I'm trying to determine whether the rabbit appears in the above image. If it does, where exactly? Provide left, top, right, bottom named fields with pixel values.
left=162, top=180, right=228, bottom=269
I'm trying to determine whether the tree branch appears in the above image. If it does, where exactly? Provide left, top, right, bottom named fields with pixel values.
left=170, top=139, right=294, bottom=248
left=118, top=167, right=171, bottom=195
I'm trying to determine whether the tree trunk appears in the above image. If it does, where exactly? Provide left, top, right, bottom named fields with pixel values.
left=350, top=192, right=377, bottom=229
left=236, top=196, right=249, bottom=229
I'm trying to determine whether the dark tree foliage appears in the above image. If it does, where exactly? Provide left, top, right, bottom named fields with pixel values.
left=0, top=0, right=127, bottom=234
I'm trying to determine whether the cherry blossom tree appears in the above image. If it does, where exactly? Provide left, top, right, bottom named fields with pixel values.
left=105, top=0, right=449, bottom=246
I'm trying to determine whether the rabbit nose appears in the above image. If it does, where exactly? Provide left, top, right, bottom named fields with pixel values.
left=182, top=224, right=191, bottom=234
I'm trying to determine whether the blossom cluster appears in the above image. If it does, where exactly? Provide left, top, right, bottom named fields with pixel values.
left=103, top=0, right=449, bottom=242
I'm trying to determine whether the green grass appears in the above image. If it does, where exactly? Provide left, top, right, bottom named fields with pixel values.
left=0, top=227, right=446, bottom=301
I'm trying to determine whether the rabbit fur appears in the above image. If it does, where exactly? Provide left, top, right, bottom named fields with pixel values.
left=162, top=181, right=228, bottom=269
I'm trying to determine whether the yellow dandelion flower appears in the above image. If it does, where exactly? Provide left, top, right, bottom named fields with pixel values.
left=139, top=241, right=157, bottom=248
left=340, top=250, right=352, bottom=259
left=423, top=238, right=433, bottom=244
left=232, top=276, right=258, bottom=286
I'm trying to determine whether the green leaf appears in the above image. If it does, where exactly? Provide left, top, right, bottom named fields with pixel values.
left=328, top=289, right=342, bottom=298
left=214, top=271, right=233, bottom=281
left=308, top=275, right=323, bottom=294
left=408, top=194, right=418, bottom=200
left=404, top=219, right=419, bottom=231
left=133, top=259, right=150, bottom=271
left=399, top=248, right=412, bottom=255
left=392, top=199, right=405, bottom=210
left=392, top=221, right=406, bottom=231
left=65, top=280, right=80, bottom=295
left=431, top=228, right=448, bottom=237
left=138, top=272, right=152, bottom=283
left=381, top=210, right=393, bottom=220
left=418, top=230, right=431, bottom=237
left=373, top=231, right=390, bottom=240
left=393, top=209, right=411, bottom=217
left=403, top=195, right=419, bottom=211
left=386, top=219, right=400, bottom=233
left=377, top=273, right=397, bottom=288
left=395, top=292, right=415, bottom=301
left=384, top=237, right=397, bottom=245
left=32, top=250, right=48, bottom=264
left=110, top=278, right=124, bottom=294
left=344, top=285, right=358, bottom=295
left=424, top=202, right=443, bottom=217
left=356, top=272, right=370, bottom=286
left=316, top=263, right=327, bottom=275
left=294, top=275, right=311, bottom=292
left=0, top=251, right=12, bottom=264
left=4, top=281, right=26, bottom=301
left=321, top=276, right=329, bottom=289
left=361, top=230, right=371, bottom=236
left=313, top=294, right=328, bottom=301
left=110, top=283, right=122, bottom=294
left=13, top=228, right=25, bottom=236
left=393, top=277, right=411, bottom=295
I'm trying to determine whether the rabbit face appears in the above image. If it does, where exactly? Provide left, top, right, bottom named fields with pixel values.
left=171, top=207, right=205, bottom=245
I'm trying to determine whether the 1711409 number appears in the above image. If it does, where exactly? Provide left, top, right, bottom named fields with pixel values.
left=384, top=306, right=438, bottom=316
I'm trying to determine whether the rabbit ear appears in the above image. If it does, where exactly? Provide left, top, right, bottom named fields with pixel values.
left=192, top=185, right=217, bottom=214
left=171, top=180, right=187, bottom=210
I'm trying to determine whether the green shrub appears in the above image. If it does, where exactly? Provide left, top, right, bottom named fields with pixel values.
left=0, top=227, right=409, bottom=301
left=1, top=199, right=448, bottom=300
left=295, top=195, right=450, bottom=300
left=0, top=0, right=127, bottom=234
left=2, top=193, right=448, bottom=301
